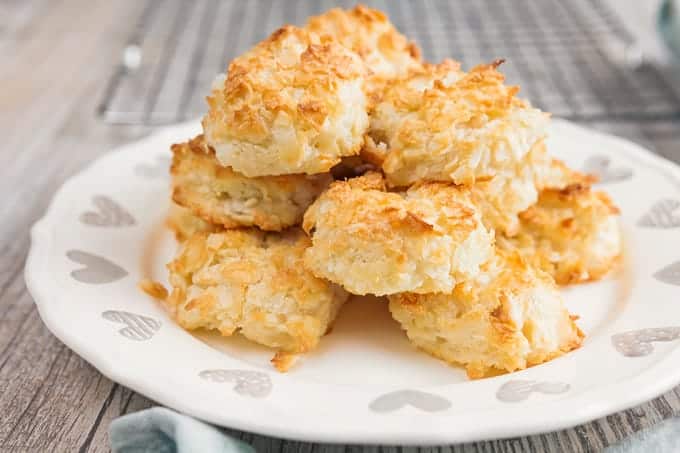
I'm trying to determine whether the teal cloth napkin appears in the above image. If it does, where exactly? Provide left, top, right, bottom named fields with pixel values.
left=110, top=406, right=678, bottom=452
left=109, top=407, right=254, bottom=453
left=604, top=416, right=680, bottom=453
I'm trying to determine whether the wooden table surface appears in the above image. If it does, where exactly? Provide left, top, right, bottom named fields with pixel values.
left=2, top=1, right=680, bottom=452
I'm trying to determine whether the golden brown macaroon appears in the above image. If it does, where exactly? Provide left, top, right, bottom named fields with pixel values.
left=167, top=202, right=222, bottom=242
left=368, top=60, right=550, bottom=187
left=305, top=5, right=422, bottom=102
left=389, top=250, right=584, bottom=379
left=466, top=140, right=549, bottom=237
left=202, top=26, right=369, bottom=177
left=531, top=145, right=596, bottom=191
left=171, top=135, right=331, bottom=231
left=165, top=229, right=349, bottom=369
left=498, top=182, right=622, bottom=284
left=302, top=172, right=494, bottom=296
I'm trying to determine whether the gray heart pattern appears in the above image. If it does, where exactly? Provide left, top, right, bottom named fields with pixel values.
left=583, top=155, right=633, bottom=183
left=653, top=261, right=680, bottom=286
left=66, top=250, right=128, bottom=284
left=199, top=369, right=272, bottom=398
left=80, top=195, right=135, bottom=227
left=102, top=310, right=161, bottom=341
left=134, top=155, right=171, bottom=179
left=496, top=380, right=570, bottom=403
left=638, top=199, right=680, bottom=228
left=369, top=390, right=451, bottom=413
left=612, top=327, right=680, bottom=357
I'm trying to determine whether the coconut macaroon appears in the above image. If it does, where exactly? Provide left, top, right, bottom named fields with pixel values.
left=167, top=202, right=222, bottom=242
left=466, top=140, right=549, bottom=237
left=389, top=250, right=584, bottom=379
left=165, top=228, right=349, bottom=369
left=302, top=172, right=494, bottom=296
left=368, top=59, right=550, bottom=187
left=532, top=146, right=596, bottom=191
left=202, top=26, right=369, bottom=177
left=171, top=135, right=331, bottom=231
left=469, top=169, right=536, bottom=237
left=305, top=5, right=421, bottom=101
left=499, top=182, right=622, bottom=284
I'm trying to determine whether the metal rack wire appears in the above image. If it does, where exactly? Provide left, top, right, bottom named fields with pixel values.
left=98, top=0, right=680, bottom=128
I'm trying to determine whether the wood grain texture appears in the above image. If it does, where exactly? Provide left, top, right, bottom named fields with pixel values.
left=1, top=1, right=680, bottom=452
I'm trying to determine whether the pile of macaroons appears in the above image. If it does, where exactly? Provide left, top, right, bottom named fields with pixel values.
left=145, top=5, right=622, bottom=378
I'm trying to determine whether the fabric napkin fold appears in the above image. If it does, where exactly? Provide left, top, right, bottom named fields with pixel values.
left=109, top=407, right=254, bottom=453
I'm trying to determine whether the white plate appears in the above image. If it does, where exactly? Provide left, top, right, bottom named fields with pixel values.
left=26, top=119, right=680, bottom=445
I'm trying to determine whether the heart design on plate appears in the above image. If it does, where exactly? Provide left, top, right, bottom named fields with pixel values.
left=653, top=261, right=680, bottom=286
left=496, top=380, right=570, bottom=403
left=612, top=327, right=680, bottom=357
left=134, top=155, right=171, bottom=179
left=102, top=310, right=161, bottom=341
left=638, top=199, right=680, bottom=228
left=582, top=155, right=633, bottom=183
left=369, top=390, right=451, bottom=413
left=199, top=369, right=272, bottom=398
left=66, top=250, right=128, bottom=284
left=80, top=195, right=135, bottom=227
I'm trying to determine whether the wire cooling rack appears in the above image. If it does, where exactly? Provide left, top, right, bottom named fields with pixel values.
left=98, top=0, right=680, bottom=125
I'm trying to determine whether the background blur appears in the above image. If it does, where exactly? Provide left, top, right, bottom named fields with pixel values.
left=96, top=0, right=674, bottom=123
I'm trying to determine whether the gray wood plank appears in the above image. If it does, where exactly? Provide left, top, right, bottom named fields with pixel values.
left=85, top=387, right=155, bottom=453
left=149, top=0, right=211, bottom=123
left=0, top=1, right=149, bottom=453
left=0, top=0, right=53, bottom=45
left=143, top=0, right=198, bottom=124
left=178, top=0, right=240, bottom=120
left=103, top=0, right=185, bottom=123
